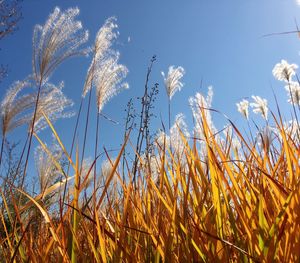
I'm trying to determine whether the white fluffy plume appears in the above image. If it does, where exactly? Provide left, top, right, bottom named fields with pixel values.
left=32, top=7, right=89, bottom=83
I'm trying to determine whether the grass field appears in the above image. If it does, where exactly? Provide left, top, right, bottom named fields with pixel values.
left=1, top=6, right=300, bottom=263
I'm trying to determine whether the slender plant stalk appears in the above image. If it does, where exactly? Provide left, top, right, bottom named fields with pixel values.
left=71, top=148, right=80, bottom=263
left=93, top=110, right=100, bottom=218
left=94, top=111, right=100, bottom=196
left=168, top=97, right=173, bottom=155
left=80, top=88, right=93, bottom=172
left=168, top=98, right=171, bottom=132
left=21, top=78, right=43, bottom=190
left=0, top=134, right=6, bottom=168
left=122, top=99, right=134, bottom=182
left=132, top=56, right=156, bottom=187
left=59, top=98, right=84, bottom=258
left=62, top=98, right=84, bottom=207
left=69, top=98, right=84, bottom=169
left=13, top=133, right=29, bottom=183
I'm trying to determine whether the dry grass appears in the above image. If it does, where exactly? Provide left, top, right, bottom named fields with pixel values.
left=0, top=102, right=300, bottom=262
left=1, top=6, right=300, bottom=263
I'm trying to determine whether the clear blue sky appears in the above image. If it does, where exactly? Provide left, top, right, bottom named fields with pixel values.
left=1, top=0, right=300, bottom=176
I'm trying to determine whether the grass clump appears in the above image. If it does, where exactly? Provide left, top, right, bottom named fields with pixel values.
left=1, top=6, right=300, bottom=263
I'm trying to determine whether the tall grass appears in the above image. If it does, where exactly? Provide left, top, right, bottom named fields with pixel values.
left=1, top=6, right=300, bottom=263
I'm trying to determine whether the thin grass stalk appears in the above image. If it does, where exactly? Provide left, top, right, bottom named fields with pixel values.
left=61, top=97, right=84, bottom=213
left=81, top=46, right=99, bottom=174
left=0, top=134, right=5, bottom=168
left=68, top=98, right=84, bottom=173
left=93, top=109, right=100, bottom=246
left=80, top=87, right=92, bottom=172
left=94, top=111, right=100, bottom=198
left=168, top=98, right=171, bottom=132
left=11, top=81, right=43, bottom=258
left=12, top=133, right=29, bottom=184
left=132, top=56, right=155, bottom=187
left=21, top=78, right=43, bottom=189
left=8, top=188, right=28, bottom=262
left=122, top=99, right=134, bottom=183
left=58, top=98, right=84, bottom=258
left=71, top=148, right=80, bottom=263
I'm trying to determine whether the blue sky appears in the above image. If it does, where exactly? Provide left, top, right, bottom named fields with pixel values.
left=1, top=0, right=300, bottom=177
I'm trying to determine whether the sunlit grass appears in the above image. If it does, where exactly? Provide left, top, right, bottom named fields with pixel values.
left=1, top=6, right=300, bottom=263
left=1, top=97, right=300, bottom=262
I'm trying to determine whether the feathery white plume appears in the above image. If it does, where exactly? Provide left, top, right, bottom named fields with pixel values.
left=170, top=113, right=190, bottom=155
left=236, top=99, right=249, bottom=120
left=94, top=53, right=128, bottom=113
left=0, top=79, right=33, bottom=136
left=283, top=120, right=300, bottom=144
left=82, top=17, right=118, bottom=97
left=34, top=140, right=63, bottom=192
left=34, top=82, right=74, bottom=132
left=82, top=17, right=128, bottom=112
left=256, top=126, right=275, bottom=152
left=156, top=130, right=170, bottom=148
left=285, top=81, right=300, bottom=105
left=0, top=79, right=73, bottom=135
left=272, top=59, right=298, bottom=82
left=94, top=17, right=118, bottom=62
left=189, top=87, right=216, bottom=140
left=32, top=7, right=89, bottom=83
left=162, top=65, right=185, bottom=100
left=250, top=95, right=268, bottom=120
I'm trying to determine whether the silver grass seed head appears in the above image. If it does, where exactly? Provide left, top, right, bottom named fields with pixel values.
left=170, top=113, right=190, bottom=156
left=33, top=81, right=74, bottom=132
left=100, top=158, right=118, bottom=188
left=236, top=99, right=249, bottom=120
left=94, top=17, right=118, bottom=61
left=155, top=129, right=170, bottom=149
left=171, top=113, right=190, bottom=140
left=161, top=65, right=185, bottom=100
left=80, top=157, right=93, bottom=189
left=34, top=140, right=63, bottom=192
left=0, top=79, right=33, bottom=136
left=82, top=17, right=119, bottom=97
left=250, top=95, right=268, bottom=120
left=282, top=120, right=300, bottom=144
left=285, top=81, right=300, bottom=105
left=189, top=87, right=216, bottom=140
left=272, top=59, right=298, bottom=82
left=33, top=6, right=89, bottom=84
left=94, top=53, right=129, bottom=113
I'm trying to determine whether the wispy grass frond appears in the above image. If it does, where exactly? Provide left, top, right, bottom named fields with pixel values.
left=34, top=81, right=74, bottom=132
left=82, top=17, right=118, bottom=97
left=32, top=7, right=89, bottom=84
left=94, top=53, right=128, bottom=113
left=161, top=65, right=185, bottom=100
left=189, top=86, right=216, bottom=140
left=0, top=79, right=33, bottom=136
left=34, top=140, right=63, bottom=193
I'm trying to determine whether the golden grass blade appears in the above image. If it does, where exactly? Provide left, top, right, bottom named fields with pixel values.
left=71, top=147, right=80, bottom=263
left=96, top=133, right=129, bottom=210
left=0, top=195, right=14, bottom=256
left=15, top=188, right=70, bottom=263
left=0, top=190, right=27, bottom=262
left=33, top=131, right=67, bottom=178
left=41, top=110, right=76, bottom=171
left=95, top=211, right=107, bottom=263
left=83, top=223, right=101, bottom=262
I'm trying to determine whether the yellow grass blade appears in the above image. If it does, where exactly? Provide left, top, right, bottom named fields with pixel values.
left=15, top=188, right=70, bottom=263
